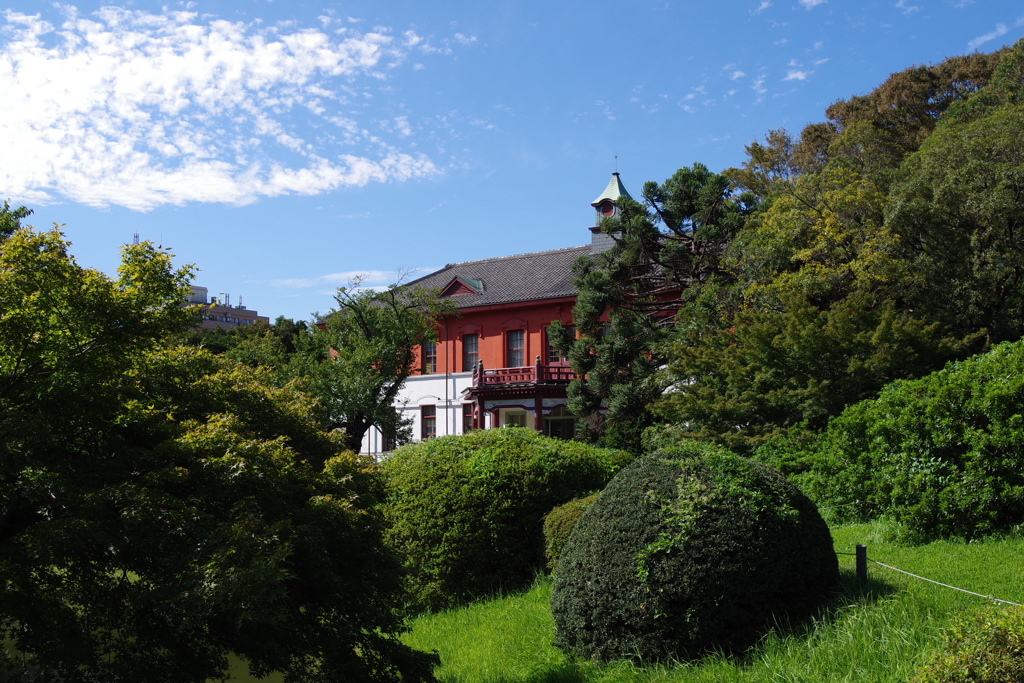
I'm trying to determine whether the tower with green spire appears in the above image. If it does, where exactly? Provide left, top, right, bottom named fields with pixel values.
left=589, top=172, right=632, bottom=254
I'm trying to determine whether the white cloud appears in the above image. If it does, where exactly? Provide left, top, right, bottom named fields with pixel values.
left=783, top=69, right=812, bottom=80
left=730, top=70, right=746, bottom=79
left=967, top=17, right=1024, bottom=50
left=799, top=0, right=826, bottom=8
left=753, top=1, right=772, bottom=14
left=270, top=268, right=432, bottom=289
left=895, top=0, right=921, bottom=15
left=0, top=6, right=447, bottom=210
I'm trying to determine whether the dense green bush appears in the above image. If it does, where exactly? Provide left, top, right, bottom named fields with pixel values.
left=912, top=606, right=1024, bottom=683
left=551, top=442, right=838, bottom=662
left=542, top=493, right=599, bottom=571
left=758, top=339, right=1024, bottom=541
left=380, top=428, right=631, bottom=611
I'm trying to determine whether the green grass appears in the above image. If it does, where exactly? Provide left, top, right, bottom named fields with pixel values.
left=402, top=522, right=1024, bottom=683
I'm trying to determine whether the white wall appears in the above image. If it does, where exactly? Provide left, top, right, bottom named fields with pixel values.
left=360, top=371, right=476, bottom=457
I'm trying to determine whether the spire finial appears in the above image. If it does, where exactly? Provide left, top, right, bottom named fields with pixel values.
left=614, top=153, right=618, bottom=173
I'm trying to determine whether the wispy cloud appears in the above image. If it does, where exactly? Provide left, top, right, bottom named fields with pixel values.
left=730, top=70, right=746, bottom=80
left=967, top=17, right=1024, bottom=50
left=799, top=0, right=826, bottom=8
left=783, top=69, right=813, bottom=80
left=269, top=268, right=433, bottom=289
left=753, top=1, right=772, bottom=14
left=0, top=6, right=457, bottom=210
left=895, top=0, right=922, bottom=15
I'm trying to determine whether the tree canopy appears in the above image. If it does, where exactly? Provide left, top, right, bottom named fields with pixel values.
left=0, top=227, right=435, bottom=683
left=284, top=283, right=453, bottom=453
left=553, top=164, right=757, bottom=452
left=579, top=39, right=1024, bottom=453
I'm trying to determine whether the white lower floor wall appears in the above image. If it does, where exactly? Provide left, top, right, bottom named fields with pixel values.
left=359, top=372, right=578, bottom=458
left=361, top=372, right=474, bottom=457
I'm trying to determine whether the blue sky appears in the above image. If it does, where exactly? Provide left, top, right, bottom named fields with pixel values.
left=3, top=0, right=1022, bottom=322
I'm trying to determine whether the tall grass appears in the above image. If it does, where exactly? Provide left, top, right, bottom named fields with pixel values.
left=403, top=522, right=1024, bottom=683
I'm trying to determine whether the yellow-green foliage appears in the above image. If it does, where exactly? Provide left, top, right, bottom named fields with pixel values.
left=912, top=606, right=1024, bottom=683
left=542, top=494, right=599, bottom=571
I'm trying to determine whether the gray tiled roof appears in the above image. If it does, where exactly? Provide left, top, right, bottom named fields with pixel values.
left=405, top=245, right=589, bottom=309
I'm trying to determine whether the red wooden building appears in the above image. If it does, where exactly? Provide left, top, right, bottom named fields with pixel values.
left=361, top=173, right=631, bottom=454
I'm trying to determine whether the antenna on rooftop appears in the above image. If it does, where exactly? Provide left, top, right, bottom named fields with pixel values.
left=132, top=233, right=139, bottom=245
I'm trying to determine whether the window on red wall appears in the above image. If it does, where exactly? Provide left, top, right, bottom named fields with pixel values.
left=462, top=403, right=473, bottom=433
left=421, top=405, right=436, bottom=440
left=547, top=325, right=574, bottom=364
left=422, top=341, right=437, bottom=374
left=462, top=333, right=479, bottom=372
left=506, top=329, right=525, bottom=367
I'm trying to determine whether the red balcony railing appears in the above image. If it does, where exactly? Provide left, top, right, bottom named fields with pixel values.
left=472, top=357, right=576, bottom=387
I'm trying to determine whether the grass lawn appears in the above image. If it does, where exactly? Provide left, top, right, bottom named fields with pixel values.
left=402, top=522, right=1024, bottom=683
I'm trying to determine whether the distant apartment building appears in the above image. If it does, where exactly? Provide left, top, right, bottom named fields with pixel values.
left=186, top=286, right=269, bottom=330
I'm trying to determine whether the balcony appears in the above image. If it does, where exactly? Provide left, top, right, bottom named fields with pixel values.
left=472, top=357, right=576, bottom=387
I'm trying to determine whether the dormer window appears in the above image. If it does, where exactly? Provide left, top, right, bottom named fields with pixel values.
left=599, top=200, right=616, bottom=217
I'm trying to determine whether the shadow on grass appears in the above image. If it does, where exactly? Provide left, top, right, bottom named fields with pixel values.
left=736, top=565, right=903, bottom=658
left=464, top=661, right=593, bottom=683
left=427, top=568, right=906, bottom=683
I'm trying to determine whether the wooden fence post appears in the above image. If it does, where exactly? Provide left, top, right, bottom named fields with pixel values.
left=856, top=544, right=867, bottom=587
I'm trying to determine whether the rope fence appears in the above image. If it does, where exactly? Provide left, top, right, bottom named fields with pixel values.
left=817, top=501, right=862, bottom=511
left=837, top=545, right=1022, bottom=606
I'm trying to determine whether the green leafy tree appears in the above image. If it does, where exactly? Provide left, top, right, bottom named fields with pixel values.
left=759, top=339, right=1024, bottom=542
left=0, top=228, right=435, bottom=683
left=658, top=169, right=967, bottom=451
left=552, top=164, right=756, bottom=451
left=887, top=102, right=1024, bottom=347
left=176, top=315, right=308, bottom=367
left=0, top=200, right=31, bottom=241
left=285, top=283, right=453, bottom=453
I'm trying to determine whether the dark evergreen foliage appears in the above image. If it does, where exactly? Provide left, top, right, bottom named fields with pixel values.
left=381, top=428, right=631, bottom=612
left=550, top=444, right=838, bottom=662
left=551, top=164, right=758, bottom=451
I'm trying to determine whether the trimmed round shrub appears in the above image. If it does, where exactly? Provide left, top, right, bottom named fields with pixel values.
left=542, top=493, right=599, bottom=571
left=551, top=441, right=839, bottom=662
left=381, top=428, right=631, bottom=612
left=912, top=606, right=1024, bottom=683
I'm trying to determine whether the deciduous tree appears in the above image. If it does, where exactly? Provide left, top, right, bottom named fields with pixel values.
left=0, top=228, right=435, bottom=683
left=285, top=283, right=453, bottom=453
